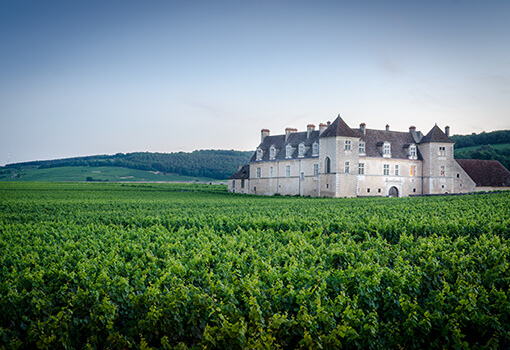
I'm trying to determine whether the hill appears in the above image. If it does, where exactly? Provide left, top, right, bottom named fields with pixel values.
left=451, top=130, right=510, bottom=170
left=1, top=150, right=253, bottom=181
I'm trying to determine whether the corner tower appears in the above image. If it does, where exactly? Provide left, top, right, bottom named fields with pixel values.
left=419, top=125, right=455, bottom=194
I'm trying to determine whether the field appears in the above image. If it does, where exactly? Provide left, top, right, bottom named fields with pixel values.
left=1, top=183, right=509, bottom=349
left=0, top=166, right=220, bottom=183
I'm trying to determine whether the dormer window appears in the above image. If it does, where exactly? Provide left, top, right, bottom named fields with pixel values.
left=312, top=142, right=319, bottom=156
left=286, top=144, right=293, bottom=159
left=383, top=142, right=391, bottom=158
left=298, top=143, right=305, bottom=157
left=359, top=141, right=365, bottom=155
left=408, top=145, right=417, bottom=159
left=256, top=148, right=263, bottom=161
left=269, top=145, right=276, bottom=160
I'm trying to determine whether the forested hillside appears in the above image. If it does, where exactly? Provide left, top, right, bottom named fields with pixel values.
left=451, top=130, right=510, bottom=170
left=3, top=150, right=253, bottom=180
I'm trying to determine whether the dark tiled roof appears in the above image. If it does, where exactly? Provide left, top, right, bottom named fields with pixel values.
left=250, top=130, right=320, bottom=162
left=320, top=115, right=358, bottom=138
left=456, top=159, right=510, bottom=187
left=421, top=125, right=454, bottom=143
left=353, top=128, right=421, bottom=160
left=229, top=164, right=250, bottom=179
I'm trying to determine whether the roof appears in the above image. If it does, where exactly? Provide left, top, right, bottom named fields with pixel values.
left=229, top=164, right=250, bottom=179
left=421, top=125, right=454, bottom=143
left=352, top=128, right=422, bottom=160
left=456, top=159, right=510, bottom=187
left=320, top=115, right=358, bottom=138
left=250, top=129, right=321, bottom=162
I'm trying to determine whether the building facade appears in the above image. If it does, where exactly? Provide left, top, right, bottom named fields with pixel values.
left=229, top=115, right=482, bottom=197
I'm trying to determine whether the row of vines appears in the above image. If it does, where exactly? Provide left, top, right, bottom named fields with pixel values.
left=1, top=182, right=509, bottom=349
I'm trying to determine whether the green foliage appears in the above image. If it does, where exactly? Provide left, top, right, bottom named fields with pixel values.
left=0, top=183, right=509, bottom=349
left=451, top=130, right=510, bottom=170
left=455, top=145, right=510, bottom=170
left=2, top=150, right=253, bottom=180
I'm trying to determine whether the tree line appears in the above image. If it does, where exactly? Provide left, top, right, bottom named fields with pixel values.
left=451, top=130, right=510, bottom=170
left=4, top=150, right=253, bottom=180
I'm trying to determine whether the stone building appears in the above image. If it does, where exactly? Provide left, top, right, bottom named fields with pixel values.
left=228, top=115, right=508, bottom=197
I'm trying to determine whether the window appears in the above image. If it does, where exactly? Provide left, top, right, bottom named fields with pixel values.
left=457, top=173, right=460, bottom=178
left=298, top=143, right=305, bottom=157
left=254, top=186, right=256, bottom=192
left=241, top=179, right=245, bottom=188
left=367, top=188, right=371, bottom=193
left=413, top=188, right=416, bottom=193
left=300, top=171, right=305, bottom=181
left=383, top=142, right=391, bottom=157
left=395, top=164, right=399, bottom=176
left=269, top=146, right=276, bottom=160
left=378, top=188, right=381, bottom=193
left=359, top=141, right=365, bottom=154
left=410, top=165, right=416, bottom=177
left=232, top=180, right=235, bottom=188
left=286, top=144, right=292, bottom=158
left=345, top=161, right=350, bottom=173
left=325, top=157, right=331, bottom=173
left=270, top=167, right=274, bottom=178
left=409, top=145, right=417, bottom=158
left=286, top=165, right=291, bottom=177
left=313, top=164, right=319, bottom=176
left=312, top=142, right=319, bottom=156
left=358, top=163, right=365, bottom=175
left=345, top=140, right=352, bottom=151
left=256, top=167, right=261, bottom=178
left=439, top=146, right=446, bottom=157
left=383, top=164, right=390, bottom=175
left=256, top=148, right=262, bottom=161
left=440, top=165, right=445, bottom=177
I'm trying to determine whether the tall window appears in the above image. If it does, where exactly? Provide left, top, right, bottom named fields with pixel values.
left=232, top=180, right=236, bottom=188
left=383, top=164, right=390, bottom=175
left=395, top=164, right=399, bottom=176
left=269, top=146, right=276, bottom=159
left=409, top=145, right=417, bottom=158
left=383, top=142, right=391, bottom=157
left=298, top=143, right=305, bottom=157
left=358, top=163, right=365, bottom=175
left=440, top=165, right=445, bottom=177
left=410, top=165, right=416, bottom=177
left=312, top=142, right=319, bottom=156
left=300, top=172, right=305, bottom=181
left=286, top=144, right=292, bottom=158
left=256, top=167, right=261, bottom=178
left=314, top=164, right=319, bottom=176
left=256, top=148, right=262, bottom=161
left=325, top=157, right=331, bottom=174
left=439, top=146, right=446, bottom=157
left=270, top=167, right=274, bottom=178
left=345, top=161, right=350, bottom=173
left=359, top=141, right=365, bottom=155
left=241, top=179, right=245, bottom=188
left=286, top=165, right=291, bottom=177
left=345, top=140, right=352, bottom=151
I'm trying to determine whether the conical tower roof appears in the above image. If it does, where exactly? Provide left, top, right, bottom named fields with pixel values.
left=320, top=115, right=357, bottom=138
left=420, top=124, right=453, bottom=143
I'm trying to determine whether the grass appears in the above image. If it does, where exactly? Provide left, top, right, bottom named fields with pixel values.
left=455, top=143, right=510, bottom=152
left=0, top=166, right=223, bottom=183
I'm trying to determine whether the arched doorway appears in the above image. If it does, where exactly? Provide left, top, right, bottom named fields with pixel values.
left=388, top=186, right=399, bottom=197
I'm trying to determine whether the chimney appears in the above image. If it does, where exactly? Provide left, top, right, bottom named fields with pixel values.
left=360, top=123, right=366, bottom=135
left=285, top=127, right=297, bottom=141
left=409, top=126, right=416, bottom=133
left=319, top=123, right=328, bottom=135
left=445, top=125, right=450, bottom=137
left=261, top=129, right=270, bottom=142
left=327, top=121, right=331, bottom=127
left=307, top=124, right=315, bottom=138
left=385, top=124, right=390, bottom=131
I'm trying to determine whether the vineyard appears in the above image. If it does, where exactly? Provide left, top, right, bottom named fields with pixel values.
left=1, top=182, right=509, bottom=349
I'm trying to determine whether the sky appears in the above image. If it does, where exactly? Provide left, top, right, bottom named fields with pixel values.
left=1, top=0, right=509, bottom=165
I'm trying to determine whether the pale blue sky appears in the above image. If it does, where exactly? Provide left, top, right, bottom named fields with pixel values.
left=1, top=0, right=509, bottom=165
